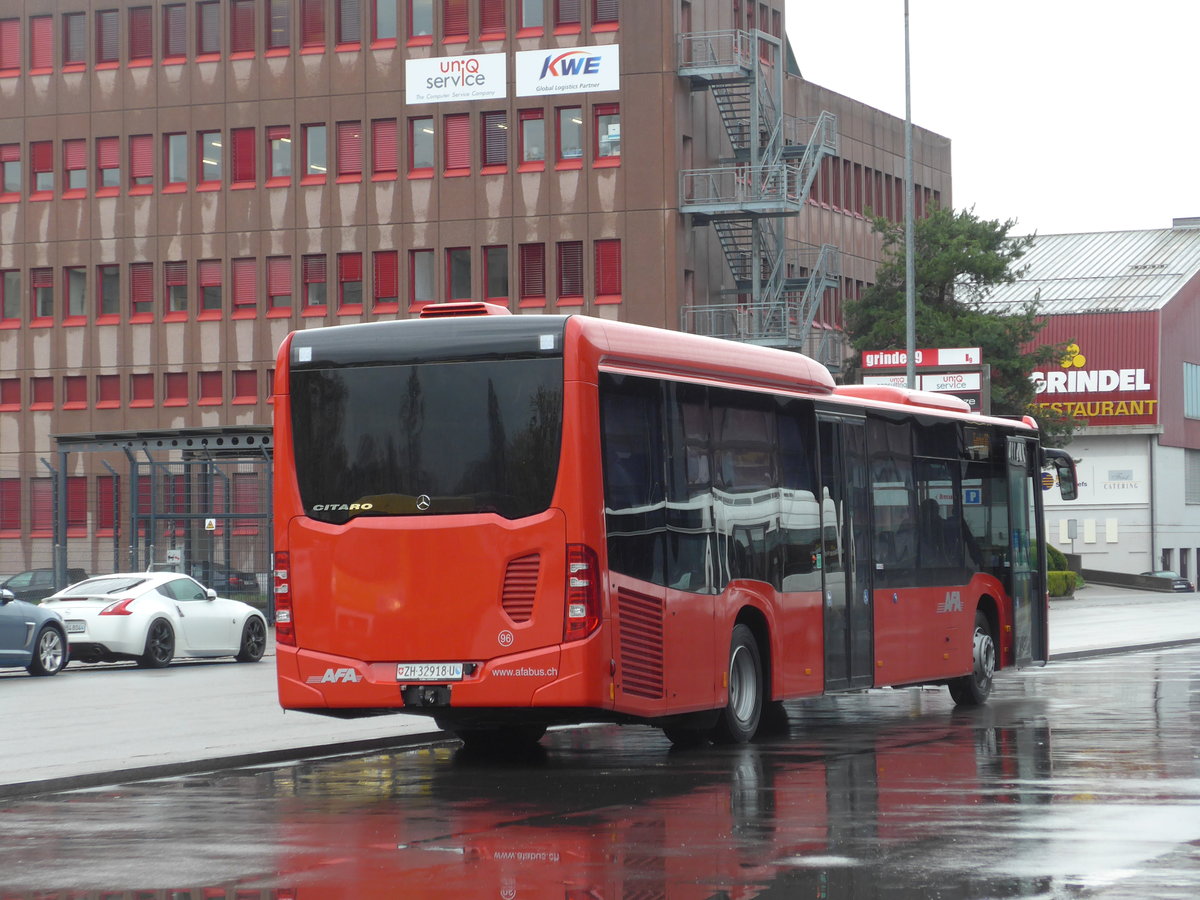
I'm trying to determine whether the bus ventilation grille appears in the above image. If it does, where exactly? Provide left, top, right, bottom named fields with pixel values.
left=618, top=588, right=665, bottom=699
left=501, top=554, right=540, bottom=623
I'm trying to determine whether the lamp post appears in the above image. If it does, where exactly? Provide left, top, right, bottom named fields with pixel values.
left=904, top=0, right=916, bottom=389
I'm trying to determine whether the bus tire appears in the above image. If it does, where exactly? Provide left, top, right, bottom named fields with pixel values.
left=712, top=623, right=763, bottom=744
left=454, top=724, right=547, bottom=751
left=949, top=611, right=996, bottom=706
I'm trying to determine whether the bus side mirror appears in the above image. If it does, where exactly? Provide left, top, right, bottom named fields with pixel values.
left=1043, top=448, right=1078, bottom=501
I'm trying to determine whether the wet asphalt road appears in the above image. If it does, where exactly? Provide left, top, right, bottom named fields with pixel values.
left=4, top=645, right=1200, bottom=898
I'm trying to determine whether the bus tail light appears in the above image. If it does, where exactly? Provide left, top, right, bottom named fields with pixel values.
left=564, top=544, right=601, bottom=642
left=273, top=550, right=295, bottom=646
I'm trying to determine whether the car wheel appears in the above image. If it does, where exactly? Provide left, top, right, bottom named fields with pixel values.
left=235, top=616, right=267, bottom=662
left=27, top=625, right=67, bottom=676
left=138, top=618, right=175, bottom=668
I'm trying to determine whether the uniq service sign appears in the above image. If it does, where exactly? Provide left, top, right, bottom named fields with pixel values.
left=516, top=44, right=620, bottom=96
left=406, top=53, right=506, bottom=104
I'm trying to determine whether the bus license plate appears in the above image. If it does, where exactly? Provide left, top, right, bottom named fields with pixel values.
left=66, top=620, right=86, bottom=634
left=396, top=662, right=464, bottom=682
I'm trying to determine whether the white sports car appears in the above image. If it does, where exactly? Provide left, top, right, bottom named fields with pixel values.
left=41, top=572, right=268, bottom=668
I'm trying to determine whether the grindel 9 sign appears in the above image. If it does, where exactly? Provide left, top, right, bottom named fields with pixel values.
left=1029, top=313, right=1158, bottom=426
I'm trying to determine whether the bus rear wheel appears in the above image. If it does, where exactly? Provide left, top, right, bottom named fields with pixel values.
left=949, top=611, right=996, bottom=706
left=712, top=624, right=763, bottom=744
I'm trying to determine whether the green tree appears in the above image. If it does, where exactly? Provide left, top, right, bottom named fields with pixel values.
left=843, top=206, right=1076, bottom=444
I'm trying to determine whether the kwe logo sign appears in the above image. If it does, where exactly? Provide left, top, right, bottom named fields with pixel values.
left=516, top=44, right=620, bottom=96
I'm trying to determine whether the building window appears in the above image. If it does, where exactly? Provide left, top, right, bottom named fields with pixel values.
left=199, top=370, right=223, bottom=405
left=411, top=0, right=434, bottom=41
left=336, top=121, right=363, bottom=181
left=410, top=249, right=434, bottom=308
left=519, top=109, right=545, bottom=167
left=231, top=127, right=255, bottom=186
left=0, top=379, right=18, bottom=410
left=29, top=17, right=52, bottom=72
left=98, top=264, right=120, bottom=316
left=198, top=259, right=223, bottom=311
left=480, top=0, right=505, bottom=38
left=199, top=131, right=222, bottom=186
left=1185, top=362, right=1200, bottom=419
left=0, top=19, right=20, bottom=74
left=30, top=478, right=53, bottom=534
left=233, top=370, right=258, bottom=404
left=231, top=0, right=255, bottom=54
left=0, top=479, right=19, bottom=532
left=96, top=375, right=120, bottom=408
left=64, top=376, right=87, bottom=409
left=302, top=254, right=327, bottom=310
left=65, top=266, right=87, bottom=319
left=131, top=261, right=155, bottom=317
left=130, top=372, right=154, bottom=407
left=31, top=141, right=53, bottom=194
left=96, top=474, right=118, bottom=532
left=232, top=257, right=257, bottom=314
left=31, top=268, right=53, bottom=320
left=338, top=253, right=364, bottom=310
left=373, top=250, right=398, bottom=309
left=518, top=243, right=545, bottom=307
left=554, top=0, right=580, bottom=30
left=484, top=245, right=508, bottom=303
left=267, top=256, right=292, bottom=311
left=129, top=134, right=153, bottom=190
left=267, top=125, right=292, bottom=181
left=267, top=0, right=290, bottom=51
left=63, top=12, right=87, bottom=67
left=31, top=378, right=54, bottom=410
left=373, top=0, right=398, bottom=42
left=337, top=0, right=362, bottom=44
left=372, top=118, right=397, bottom=178
left=163, top=260, right=187, bottom=312
left=410, top=117, right=435, bottom=175
left=164, top=133, right=187, bottom=187
left=1, top=270, right=20, bottom=320
left=443, top=0, right=468, bottom=41
left=64, top=139, right=87, bottom=193
left=197, top=1, right=221, bottom=56
left=595, top=103, right=620, bottom=162
left=594, top=238, right=621, bottom=302
left=481, top=110, right=508, bottom=170
left=301, top=0, right=326, bottom=50
left=444, top=113, right=470, bottom=174
left=163, top=4, right=187, bottom=59
left=164, top=371, right=189, bottom=406
left=303, top=124, right=327, bottom=181
left=129, top=6, right=152, bottom=62
left=96, top=137, right=120, bottom=191
left=593, top=0, right=618, bottom=26
left=446, top=247, right=471, bottom=300
left=557, top=106, right=583, bottom=164
left=0, top=144, right=18, bottom=196
left=96, top=10, right=120, bottom=65
left=557, top=240, right=583, bottom=304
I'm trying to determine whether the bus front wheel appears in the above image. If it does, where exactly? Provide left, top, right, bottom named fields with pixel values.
left=712, top=624, right=763, bottom=744
left=949, top=611, right=996, bottom=706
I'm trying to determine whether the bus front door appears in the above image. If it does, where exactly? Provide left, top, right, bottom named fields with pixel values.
left=1007, top=436, right=1048, bottom=666
left=819, top=415, right=874, bottom=691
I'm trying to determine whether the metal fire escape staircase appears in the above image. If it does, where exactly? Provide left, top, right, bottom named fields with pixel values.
left=677, top=29, right=841, bottom=361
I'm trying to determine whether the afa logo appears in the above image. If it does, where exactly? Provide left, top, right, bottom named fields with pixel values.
left=936, top=591, right=964, bottom=614
left=306, top=667, right=362, bottom=684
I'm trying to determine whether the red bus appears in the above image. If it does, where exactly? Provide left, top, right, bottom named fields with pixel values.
left=271, top=304, right=1077, bottom=747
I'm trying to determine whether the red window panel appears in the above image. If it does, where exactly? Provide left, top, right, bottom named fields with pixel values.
left=30, top=478, right=52, bottom=534
left=267, top=255, right=292, bottom=309
left=131, top=134, right=155, bottom=188
left=337, top=0, right=362, bottom=44
left=594, top=238, right=621, bottom=300
left=96, top=475, right=118, bottom=532
left=163, top=4, right=187, bottom=59
left=164, top=371, right=189, bottom=405
left=480, top=0, right=505, bottom=37
left=518, top=243, right=545, bottom=307
left=0, top=478, right=20, bottom=532
left=96, top=137, right=120, bottom=190
left=557, top=241, right=583, bottom=303
left=231, top=127, right=256, bottom=184
left=336, top=121, right=363, bottom=179
left=373, top=250, right=398, bottom=306
left=301, top=0, right=326, bottom=49
left=64, top=476, right=87, bottom=532
left=31, top=267, right=53, bottom=319
left=371, top=118, right=397, bottom=176
left=443, top=0, right=468, bottom=40
left=129, top=6, right=152, bottom=61
left=163, top=260, right=187, bottom=312
left=0, top=377, right=18, bottom=408
left=198, top=259, right=223, bottom=311
left=96, top=374, right=119, bottom=407
left=0, top=19, right=19, bottom=73
left=30, top=17, right=52, bottom=71
left=443, top=113, right=470, bottom=172
left=63, top=139, right=87, bottom=192
left=593, top=0, right=618, bottom=25
left=31, top=376, right=53, bottom=408
left=338, top=252, right=363, bottom=309
left=481, top=110, right=508, bottom=168
left=64, top=375, right=87, bottom=408
left=31, top=140, right=53, bottom=193
left=198, top=370, right=223, bottom=404
left=94, top=10, right=120, bottom=65
left=302, top=254, right=327, bottom=308
left=230, top=0, right=256, bottom=54
left=63, top=12, right=86, bottom=66
left=233, top=370, right=258, bottom=403
left=555, top=0, right=580, bottom=27
left=0, top=142, right=19, bottom=196
left=130, top=372, right=154, bottom=406
left=232, top=257, right=257, bottom=310
left=130, top=261, right=154, bottom=316
left=233, top=473, right=259, bottom=533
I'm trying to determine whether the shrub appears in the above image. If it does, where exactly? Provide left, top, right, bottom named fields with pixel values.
left=1046, top=543, right=1069, bottom=572
left=1047, top=570, right=1076, bottom=597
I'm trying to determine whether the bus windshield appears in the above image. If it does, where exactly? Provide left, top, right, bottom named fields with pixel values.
left=290, top=357, right=563, bottom=524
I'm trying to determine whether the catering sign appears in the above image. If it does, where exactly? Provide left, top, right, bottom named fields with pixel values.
left=406, top=53, right=506, bottom=104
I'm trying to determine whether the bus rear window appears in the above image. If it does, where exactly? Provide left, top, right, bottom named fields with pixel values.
left=290, top=357, right=563, bottom=523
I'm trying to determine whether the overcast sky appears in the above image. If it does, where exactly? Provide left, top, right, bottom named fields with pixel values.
left=783, top=0, right=1199, bottom=236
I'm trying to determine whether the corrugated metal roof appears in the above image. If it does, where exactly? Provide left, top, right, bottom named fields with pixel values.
left=977, top=225, right=1200, bottom=315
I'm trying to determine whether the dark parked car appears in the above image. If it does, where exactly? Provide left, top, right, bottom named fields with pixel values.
left=189, top=561, right=261, bottom=595
left=0, top=588, right=69, bottom=675
left=0, top=568, right=89, bottom=604
left=1141, top=570, right=1195, bottom=592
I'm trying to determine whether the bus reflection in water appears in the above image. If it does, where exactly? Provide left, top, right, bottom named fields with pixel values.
left=271, top=303, right=1077, bottom=748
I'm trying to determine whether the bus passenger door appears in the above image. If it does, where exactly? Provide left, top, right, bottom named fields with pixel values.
left=1007, top=437, right=1047, bottom=666
left=819, top=415, right=874, bottom=691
